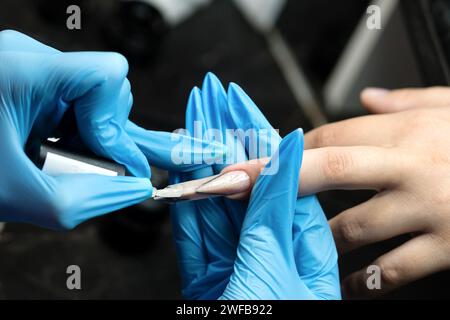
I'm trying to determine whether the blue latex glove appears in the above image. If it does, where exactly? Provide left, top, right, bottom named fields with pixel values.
left=0, top=30, right=224, bottom=229
left=171, top=73, right=340, bottom=299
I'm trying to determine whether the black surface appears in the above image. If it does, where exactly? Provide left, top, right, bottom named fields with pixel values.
left=401, top=0, right=450, bottom=86
left=0, top=222, right=179, bottom=299
left=277, top=0, right=370, bottom=87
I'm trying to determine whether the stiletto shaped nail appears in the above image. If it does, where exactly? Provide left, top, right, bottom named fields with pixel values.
left=196, top=171, right=250, bottom=195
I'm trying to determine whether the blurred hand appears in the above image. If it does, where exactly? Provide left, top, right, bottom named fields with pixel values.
left=303, top=87, right=450, bottom=298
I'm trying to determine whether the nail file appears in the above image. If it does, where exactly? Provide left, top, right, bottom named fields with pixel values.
left=153, top=171, right=251, bottom=202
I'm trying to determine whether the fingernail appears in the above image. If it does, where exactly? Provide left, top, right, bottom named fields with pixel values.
left=196, top=171, right=250, bottom=195
left=363, top=87, right=389, bottom=99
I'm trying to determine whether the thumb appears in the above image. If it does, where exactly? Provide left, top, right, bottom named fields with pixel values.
left=242, top=129, right=303, bottom=256
left=292, top=195, right=341, bottom=299
left=126, top=120, right=228, bottom=172
left=0, top=125, right=152, bottom=230
left=53, top=174, right=152, bottom=229
left=361, top=87, right=450, bottom=114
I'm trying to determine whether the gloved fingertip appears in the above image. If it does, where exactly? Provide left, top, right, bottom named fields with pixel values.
left=189, top=86, right=202, bottom=96
left=227, top=82, right=248, bottom=110
left=259, top=128, right=303, bottom=181
left=100, top=175, right=153, bottom=200
left=95, top=52, right=129, bottom=81
left=108, top=135, right=151, bottom=178
left=102, top=124, right=151, bottom=178
left=202, top=72, right=227, bottom=97
left=115, top=144, right=151, bottom=178
left=128, top=177, right=153, bottom=200
left=227, top=82, right=246, bottom=101
left=203, top=72, right=221, bottom=85
left=227, top=82, right=276, bottom=132
left=54, top=174, right=153, bottom=230
left=186, top=86, right=204, bottom=127
left=244, top=129, right=304, bottom=236
left=187, top=86, right=202, bottom=104
left=201, top=74, right=228, bottom=134
left=126, top=152, right=151, bottom=178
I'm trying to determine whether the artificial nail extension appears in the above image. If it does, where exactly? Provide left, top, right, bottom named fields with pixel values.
left=153, top=171, right=251, bottom=202
left=196, top=171, right=250, bottom=195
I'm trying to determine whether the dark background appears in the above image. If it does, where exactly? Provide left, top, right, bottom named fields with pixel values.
left=0, top=0, right=448, bottom=299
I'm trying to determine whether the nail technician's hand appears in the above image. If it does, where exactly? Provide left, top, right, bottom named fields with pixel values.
left=0, top=30, right=222, bottom=230
left=171, top=73, right=340, bottom=300
left=302, top=87, right=450, bottom=297
left=221, top=130, right=337, bottom=299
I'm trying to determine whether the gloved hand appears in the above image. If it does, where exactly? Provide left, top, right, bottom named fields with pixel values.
left=0, top=30, right=224, bottom=230
left=171, top=73, right=341, bottom=299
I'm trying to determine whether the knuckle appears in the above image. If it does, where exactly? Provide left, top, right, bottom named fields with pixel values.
left=322, top=149, right=354, bottom=183
left=427, top=151, right=450, bottom=167
left=375, top=259, right=401, bottom=288
left=406, top=109, right=438, bottom=129
left=335, top=217, right=364, bottom=245
left=397, top=110, right=432, bottom=137
left=429, top=187, right=450, bottom=206
left=396, top=109, right=446, bottom=144
left=428, top=233, right=450, bottom=258
left=314, top=125, right=337, bottom=147
left=408, top=109, right=429, bottom=124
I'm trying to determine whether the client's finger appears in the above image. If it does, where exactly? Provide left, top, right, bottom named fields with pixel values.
left=361, top=87, right=450, bottom=114
left=342, top=234, right=450, bottom=298
left=304, top=115, right=398, bottom=149
left=223, top=145, right=406, bottom=199
left=330, top=191, right=427, bottom=254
